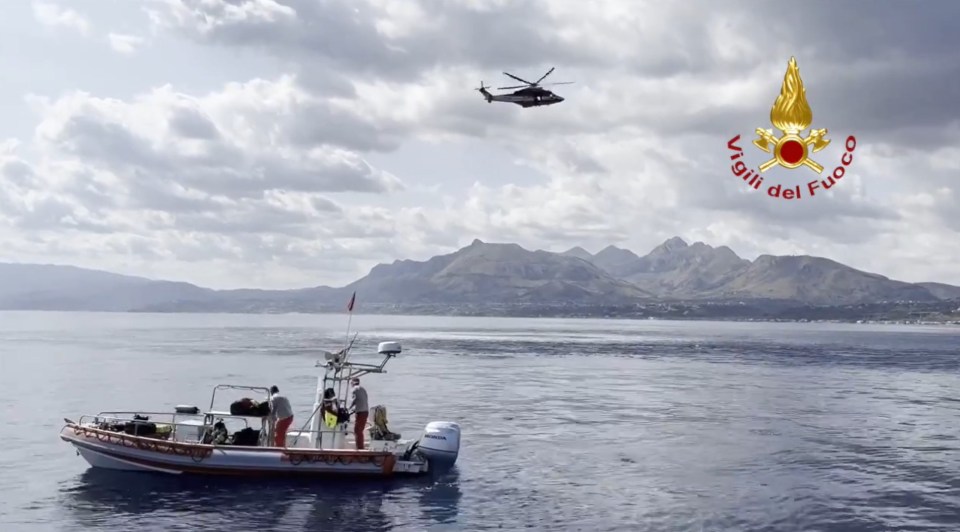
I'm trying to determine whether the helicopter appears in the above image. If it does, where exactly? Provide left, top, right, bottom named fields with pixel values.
left=476, top=67, right=574, bottom=108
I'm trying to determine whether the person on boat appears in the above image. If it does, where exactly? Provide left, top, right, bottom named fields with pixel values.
left=269, top=385, right=294, bottom=447
left=321, top=387, right=340, bottom=428
left=350, top=377, right=369, bottom=450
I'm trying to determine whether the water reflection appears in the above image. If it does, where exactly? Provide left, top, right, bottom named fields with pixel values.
left=60, top=468, right=461, bottom=530
left=417, top=469, right=462, bottom=526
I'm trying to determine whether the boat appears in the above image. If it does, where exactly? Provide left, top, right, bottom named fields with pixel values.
left=59, top=339, right=461, bottom=477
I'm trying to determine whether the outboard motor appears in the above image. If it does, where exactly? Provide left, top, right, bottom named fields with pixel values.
left=417, top=421, right=461, bottom=471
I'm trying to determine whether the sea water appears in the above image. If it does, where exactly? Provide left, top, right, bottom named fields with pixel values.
left=0, top=311, right=958, bottom=531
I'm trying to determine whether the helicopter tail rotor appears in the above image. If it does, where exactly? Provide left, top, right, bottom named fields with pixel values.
left=475, top=81, right=492, bottom=102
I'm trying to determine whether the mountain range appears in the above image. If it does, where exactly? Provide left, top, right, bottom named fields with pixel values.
left=1, top=237, right=959, bottom=318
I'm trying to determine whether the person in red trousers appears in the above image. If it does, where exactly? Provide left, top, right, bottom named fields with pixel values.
left=270, top=385, right=294, bottom=447
left=350, top=378, right=369, bottom=450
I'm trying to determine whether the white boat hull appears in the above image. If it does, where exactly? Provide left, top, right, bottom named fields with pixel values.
left=77, top=445, right=186, bottom=474
left=61, top=424, right=427, bottom=477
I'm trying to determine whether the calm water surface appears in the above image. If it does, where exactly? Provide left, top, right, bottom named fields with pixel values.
left=0, top=312, right=958, bottom=531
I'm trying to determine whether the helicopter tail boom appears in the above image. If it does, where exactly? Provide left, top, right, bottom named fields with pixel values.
left=476, top=81, right=493, bottom=102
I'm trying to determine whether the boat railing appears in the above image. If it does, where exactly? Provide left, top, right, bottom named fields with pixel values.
left=87, top=411, right=203, bottom=423
left=90, top=410, right=255, bottom=427
left=208, top=384, right=271, bottom=413
left=71, top=413, right=359, bottom=450
left=286, top=426, right=365, bottom=450
left=76, top=410, right=262, bottom=445
left=288, top=415, right=351, bottom=446
left=287, top=404, right=386, bottom=449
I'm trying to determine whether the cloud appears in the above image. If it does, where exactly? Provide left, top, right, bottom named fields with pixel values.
left=141, top=0, right=960, bottom=169
left=32, top=1, right=90, bottom=35
left=0, top=73, right=413, bottom=287
left=27, top=77, right=404, bottom=198
left=107, top=33, right=146, bottom=55
left=2, top=0, right=960, bottom=288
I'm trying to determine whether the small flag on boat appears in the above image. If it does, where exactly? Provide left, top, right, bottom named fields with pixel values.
left=347, top=291, right=356, bottom=312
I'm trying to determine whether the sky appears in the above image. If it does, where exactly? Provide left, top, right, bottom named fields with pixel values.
left=1, top=0, right=959, bottom=290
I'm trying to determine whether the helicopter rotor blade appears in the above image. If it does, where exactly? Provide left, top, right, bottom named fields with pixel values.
left=502, top=72, right=534, bottom=86
left=534, top=67, right=555, bottom=85
left=540, top=82, right=574, bottom=86
left=496, top=84, right=529, bottom=90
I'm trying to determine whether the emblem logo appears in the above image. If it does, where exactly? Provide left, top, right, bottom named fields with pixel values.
left=752, top=57, right=830, bottom=174
left=726, top=56, right=857, bottom=200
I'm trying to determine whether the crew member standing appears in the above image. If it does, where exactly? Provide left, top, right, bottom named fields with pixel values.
left=270, top=385, right=294, bottom=447
left=350, top=377, right=369, bottom=450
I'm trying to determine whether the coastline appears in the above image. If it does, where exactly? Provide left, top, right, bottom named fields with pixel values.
left=4, top=299, right=958, bottom=325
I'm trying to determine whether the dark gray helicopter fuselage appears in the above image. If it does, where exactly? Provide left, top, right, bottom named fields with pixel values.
left=478, top=87, right=564, bottom=107
left=476, top=67, right=572, bottom=108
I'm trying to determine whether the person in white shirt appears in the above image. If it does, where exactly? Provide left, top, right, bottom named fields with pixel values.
left=269, top=385, right=294, bottom=447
